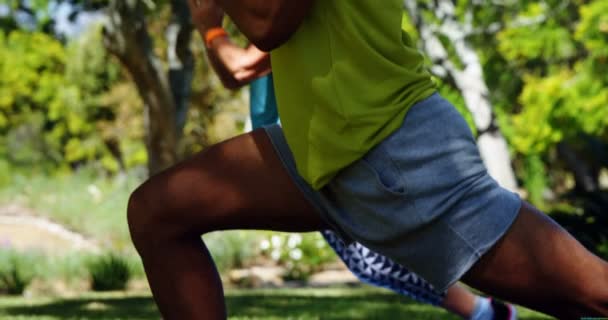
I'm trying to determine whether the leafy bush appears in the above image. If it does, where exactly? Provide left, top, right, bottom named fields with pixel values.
left=259, top=233, right=337, bottom=281
left=0, top=29, right=145, bottom=174
left=87, top=253, right=132, bottom=291
left=205, top=231, right=261, bottom=272
left=521, top=154, right=549, bottom=210
left=0, top=249, right=39, bottom=295
left=0, top=249, right=143, bottom=295
left=41, top=252, right=93, bottom=284
left=0, top=159, right=11, bottom=188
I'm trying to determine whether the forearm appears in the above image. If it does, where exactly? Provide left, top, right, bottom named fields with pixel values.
left=215, top=0, right=313, bottom=51
left=188, top=0, right=273, bottom=88
left=205, top=37, right=250, bottom=89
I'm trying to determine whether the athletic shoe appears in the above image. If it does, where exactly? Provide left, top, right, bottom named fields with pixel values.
left=490, top=298, right=517, bottom=320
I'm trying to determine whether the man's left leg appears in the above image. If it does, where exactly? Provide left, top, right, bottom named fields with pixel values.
left=127, top=130, right=329, bottom=319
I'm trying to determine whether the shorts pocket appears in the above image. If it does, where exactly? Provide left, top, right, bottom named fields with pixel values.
left=360, top=143, right=407, bottom=196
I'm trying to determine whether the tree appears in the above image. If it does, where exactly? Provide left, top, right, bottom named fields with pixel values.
left=3, top=0, right=197, bottom=175
left=101, top=0, right=197, bottom=175
left=493, top=0, right=608, bottom=199
left=403, top=0, right=518, bottom=192
left=402, top=0, right=608, bottom=256
left=102, top=0, right=184, bottom=175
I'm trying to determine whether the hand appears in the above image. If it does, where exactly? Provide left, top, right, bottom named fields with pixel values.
left=187, top=0, right=224, bottom=33
left=233, top=46, right=271, bottom=82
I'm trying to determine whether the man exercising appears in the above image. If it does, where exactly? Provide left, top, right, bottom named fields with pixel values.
left=127, top=0, right=608, bottom=318
left=192, top=8, right=517, bottom=317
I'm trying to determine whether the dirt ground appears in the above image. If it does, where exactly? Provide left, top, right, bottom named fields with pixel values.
left=0, top=204, right=97, bottom=253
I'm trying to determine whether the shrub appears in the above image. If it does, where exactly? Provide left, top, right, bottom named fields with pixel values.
left=259, top=232, right=337, bottom=281
left=205, top=231, right=262, bottom=272
left=87, top=252, right=131, bottom=291
left=43, top=252, right=92, bottom=284
left=0, top=249, right=39, bottom=295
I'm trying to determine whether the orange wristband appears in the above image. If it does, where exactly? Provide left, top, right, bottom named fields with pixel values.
left=204, top=27, right=228, bottom=47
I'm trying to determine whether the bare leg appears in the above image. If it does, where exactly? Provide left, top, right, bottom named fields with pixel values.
left=127, top=130, right=327, bottom=319
left=462, top=202, right=608, bottom=319
left=442, top=284, right=477, bottom=319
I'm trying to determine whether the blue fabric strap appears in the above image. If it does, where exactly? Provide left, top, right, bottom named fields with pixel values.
left=249, top=75, right=279, bottom=130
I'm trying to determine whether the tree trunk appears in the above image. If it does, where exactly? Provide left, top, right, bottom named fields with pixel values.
left=167, top=0, right=195, bottom=136
left=102, top=0, right=178, bottom=176
left=404, top=0, right=518, bottom=191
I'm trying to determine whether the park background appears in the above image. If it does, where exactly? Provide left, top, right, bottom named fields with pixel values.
left=0, top=0, right=607, bottom=319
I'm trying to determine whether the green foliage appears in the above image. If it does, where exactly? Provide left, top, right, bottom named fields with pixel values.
left=87, top=252, right=132, bottom=291
left=511, top=66, right=608, bottom=155
left=521, top=154, right=549, bottom=209
left=494, top=2, right=607, bottom=143
left=259, top=233, right=337, bottom=281
left=0, top=248, right=143, bottom=295
left=0, top=28, right=147, bottom=173
left=497, top=23, right=577, bottom=64
left=65, top=27, right=120, bottom=96
left=0, top=159, right=11, bottom=188
left=478, top=1, right=608, bottom=253
left=482, top=0, right=608, bottom=178
left=576, top=1, right=608, bottom=59
left=0, top=30, right=71, bottom=165
left=204, top=231, right=261, bottom=272
left=41, top=252, right=92, bottom=283
left=1, top=2, right=249, bottom=174
left=0, top=31, right=66, bottom=138
left=0, top=249, right=39, bottom=295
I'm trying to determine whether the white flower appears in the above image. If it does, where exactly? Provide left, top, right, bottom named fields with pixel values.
left=287, top=234, right=302, bottom=248
left=87, top=184, right=102, bottom=202
left=316, top=240, right=326, bottom=249
left=289, top=248, right=303, bottom=261
left=271, top=235, right=283, bottom=248
left=259, top=239, right=270, bottom=250
left=271, top=249, right=281, bottom=261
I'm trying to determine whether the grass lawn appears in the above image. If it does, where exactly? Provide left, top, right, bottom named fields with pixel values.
left=0, top=287, right=552, bottom=320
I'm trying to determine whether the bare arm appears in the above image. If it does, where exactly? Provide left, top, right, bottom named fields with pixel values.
left=207, top=39, right=271, bottom=89
left=214, top=0, right=315, bottom=51
left=188, top=0, right=271, bottom=89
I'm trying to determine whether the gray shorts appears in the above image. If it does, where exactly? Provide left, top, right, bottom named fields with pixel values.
left=264, top=93, right=521, bottom=291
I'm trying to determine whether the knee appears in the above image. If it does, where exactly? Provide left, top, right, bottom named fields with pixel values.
left=127, top=181, right=166, bottom=251
left=127, top=178, right=217, bottom=253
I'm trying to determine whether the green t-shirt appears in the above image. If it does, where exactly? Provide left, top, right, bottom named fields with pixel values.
left=271, top=1, right=436, bottom=189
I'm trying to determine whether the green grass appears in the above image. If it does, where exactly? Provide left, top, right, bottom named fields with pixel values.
left=0, top=287, right=552, bottom=320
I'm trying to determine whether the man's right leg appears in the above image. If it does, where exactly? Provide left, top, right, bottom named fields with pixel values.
left=462, top=202, right=608, bottom=318
left=127, top=130, right=328, bottom=319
